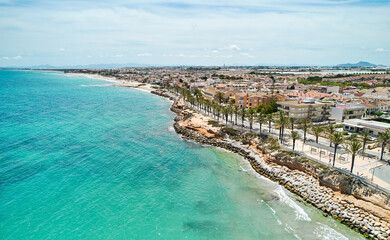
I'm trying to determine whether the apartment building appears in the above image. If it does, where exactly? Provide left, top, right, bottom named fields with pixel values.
left=235, top=93, right=272, bottom=109
left=330, top=103, right=366, bottom=122
left=278, top=99, right=333, bottom=122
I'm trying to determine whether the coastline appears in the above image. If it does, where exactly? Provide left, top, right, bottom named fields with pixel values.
left=72, top=72, right=390, bottom=239
left=66, top=72, right=157, bottom=92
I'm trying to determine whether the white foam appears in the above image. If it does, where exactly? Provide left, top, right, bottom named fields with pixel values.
left=239, top=165, right=247, bottom=172
left=314, top=223, right=349, bottom=240
left=274, top=186, right=311, bottom=221
left=284, top=224, right=303, bottom=240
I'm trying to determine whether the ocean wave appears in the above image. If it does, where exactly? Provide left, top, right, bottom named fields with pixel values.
left=284, top=224, right=303, bottom=240
left=274, top=186, right=311, bottom=221
left=314, top=223, right=348, bottom=240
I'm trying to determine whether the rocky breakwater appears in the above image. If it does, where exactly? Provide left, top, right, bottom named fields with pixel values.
left=151, top=90, right=176, bottom=101
left=170, top=100, right=390, bottom=240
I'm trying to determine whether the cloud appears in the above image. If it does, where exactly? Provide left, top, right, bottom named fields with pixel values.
left=137, top=52, right=152, bottom=57
left=59, top=48, right=65, bottom=51
left=13, top=55, right=22, bottom=60
left=229, top=44, right=241, bottom=51
left=241, top=52, right=254, bottom=58
left=0, top=0, right=389, bottom=66
left=163, top=53, right=198, bottom=58
left=2, top=56, right=9, bottom=60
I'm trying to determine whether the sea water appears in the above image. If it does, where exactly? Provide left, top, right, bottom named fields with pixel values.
left=0, top=70, right=364, bottom=239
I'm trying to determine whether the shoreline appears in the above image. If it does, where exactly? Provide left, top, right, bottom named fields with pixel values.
left=72, top=73, right=390, bottom=239
left=165, top=96, right=390, bottom=240
left=65, top=72, right=157, bottom=92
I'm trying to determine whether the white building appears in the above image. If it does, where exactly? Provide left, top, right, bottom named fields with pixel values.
left=343, top=119, right=390, bottom=136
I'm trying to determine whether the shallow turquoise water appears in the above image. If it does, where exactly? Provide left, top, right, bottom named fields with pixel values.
left=0, top=70, right=364, bottom=239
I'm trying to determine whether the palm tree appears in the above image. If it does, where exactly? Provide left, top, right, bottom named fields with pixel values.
left=276, top=112, right=288, bottom=143
left=344, top=140, right=362, bottom=173
left=247, top=108, right=255, bottom=132
left=240, top=108, right=246, bottom=128
left=215, top=105, right=221, bottom=120
left=300, top=118, right=312, bottom=143
left=222, top=106, right=229, bottom=125
left=215, top=92, right=225, bottom=104
left=311, top=126, right=323, bottom=144
left=291, top=130, right=300, bottom=151
left=233, top=105, right=239, bottom=125
left=193, top=88, right=202, bottom=99
left=227, top=104, right=233, bottom=124
left=377, top=129, right=390, bottom=162
left=257, top=112, right=266, bottom=134
left=289, top=117, right=296, bottom=131
left=266, top=114, right=273, bottom=133
left=327, top=124, right=335, bottom=147
left=360, top=130, right=371, bottom=152
left=330, top=132, right=344, bottom=167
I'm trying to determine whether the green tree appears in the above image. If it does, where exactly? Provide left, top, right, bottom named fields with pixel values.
left=289, top=117, right=296, bottom=131
left=330, top=132, right=344, bottom=167
left=257, top=112, right=266, bottom=134
left=276, top=112, right=288, bottom=143
left=233, top=105, right=239, bottom=125
left=300, top=118, right=312, bottom=143
left=377, top=129, right=390, bottom=161
left=344, top=140, right=362, bottom=173
left=247, top=108, right=255, bottom=132
left=360, top=130, right=371, bottom=152
left=240, top=108, right=246, bottom=128
left=214, top=92, right=225, bottom=104
left=227, top=105, right=233, bottom=124
left=311, top=126, right=323, bottom=144
left=193, top=88, right=202, bottom=100
left=223, top=106, right=230, bottom=125
left=266, top=114, right=273, bottom=133
left=291, top=130, right=300, bottom=151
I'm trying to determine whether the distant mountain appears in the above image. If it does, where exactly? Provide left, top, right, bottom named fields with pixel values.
left=335, top=61, right=378, bottom=68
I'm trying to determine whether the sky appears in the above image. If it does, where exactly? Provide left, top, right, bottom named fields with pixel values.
left=0, top=0, right=390, bottom=67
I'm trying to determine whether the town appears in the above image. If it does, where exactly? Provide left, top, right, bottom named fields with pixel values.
left=66, top=66, right=390, bottom=191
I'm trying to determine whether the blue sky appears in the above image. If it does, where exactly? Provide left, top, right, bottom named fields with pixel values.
left=0, top=0, right=389, bottom=66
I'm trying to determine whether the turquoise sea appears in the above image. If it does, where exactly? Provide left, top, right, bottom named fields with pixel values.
left=0, top=70, right=364, bottom=239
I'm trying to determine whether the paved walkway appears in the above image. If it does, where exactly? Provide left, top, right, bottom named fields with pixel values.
left=183, top=102, right=390, bottom=190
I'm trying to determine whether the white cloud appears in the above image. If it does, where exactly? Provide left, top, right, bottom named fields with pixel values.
left=137, top=52, right=152, bottom=57
left=212, top=50, right=219, bottom=54
left=87, top=55, right=92, bottom=58
left=113, top=54, right=123, bottom=58
left=164, top=53, right=197, bottom=58
left=2, top=56, right=9, bottom=60
left=375, top=48, right=385, bottom=52
left=241, top=52, right=254, bottom=58
left=229, top=44, right=241, bottom=51
left=59, top=48, right=65, bottom=51
left=13, top=56, right=22, bottom=60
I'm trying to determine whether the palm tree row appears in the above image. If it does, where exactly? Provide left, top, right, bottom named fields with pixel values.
left=167, top=85, right=390, bottom=166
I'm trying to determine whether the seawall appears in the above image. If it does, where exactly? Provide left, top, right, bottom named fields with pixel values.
left=169, top=99, right=390, bottom=240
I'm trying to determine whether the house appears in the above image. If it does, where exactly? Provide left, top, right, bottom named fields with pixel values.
left=235, top=93, right=272, bottom=109
left=278, top=98, right=333, bottom=122
left=330, top=103, right=366, bottom=122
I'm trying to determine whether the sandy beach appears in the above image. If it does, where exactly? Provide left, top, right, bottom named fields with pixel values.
left=66, top=72, right=157, bottom=92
